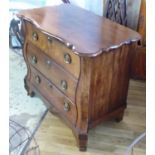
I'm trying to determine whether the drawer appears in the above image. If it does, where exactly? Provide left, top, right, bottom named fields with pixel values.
left=26, top=22, right=80, bottom=79
left=27, top=43, right=77, bottom=102
left=46, top=38, right=80, bottom=78
left=26, top=22, right=49, bottom=52
left=30, top=66, right=77, bottom=125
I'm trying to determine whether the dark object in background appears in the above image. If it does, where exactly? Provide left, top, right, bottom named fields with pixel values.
left=9, top=18, right=24, bottom=49
left=105, top=0, right=127, bottom=26
left=9, top=0, right=69, bottom=49
left=61, top=0, right=70, bottom=3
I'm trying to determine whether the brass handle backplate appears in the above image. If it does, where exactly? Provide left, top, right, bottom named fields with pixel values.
left=31, top=56, right=37, bottom=64
left=32, top=32, right=38, bottom=41
left=60, top=80, right=68, bottom=91
left=64, top=100, right=70, bottom=112
left=64, top=53, right=72, bottom=64
left=35, top=75, right=41, bottom=84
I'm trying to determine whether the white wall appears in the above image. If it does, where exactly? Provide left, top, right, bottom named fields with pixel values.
left=45, top=0, right=63, bottom=6
left=69, top=0, right=104, bottom=16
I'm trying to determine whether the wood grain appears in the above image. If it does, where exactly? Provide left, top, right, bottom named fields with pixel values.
left=26, top=43, right=78, bottom=102
left=70, top=44, right=134, bottom=150
left=30, top=66, right=77, bottom=125
left=17, top=4, right=140, bottom=57
left=26, top=22, right=80, bottom=78
left=75, top=57, right=92, bottom=151
left=46, top=35, right=80, bottom=79
left=26, top=22, right=48, bottom=52
left=88, top=44, right=132, bottom=127
left=20, top=5, right=141, bottom=151
left=131, top=46, right=146, bottom=80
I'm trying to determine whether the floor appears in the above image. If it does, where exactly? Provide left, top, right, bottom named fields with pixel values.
left=29, top=80, right=146, bottom=155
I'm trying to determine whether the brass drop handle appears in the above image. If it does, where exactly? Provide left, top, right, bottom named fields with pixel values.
left=60, top=80, right=68, bottom=91
left=64, top=100, right=70, bottom=112
left=35, top=76, right=41, bottom=84
left=64, top=53, right=72, bottom=64
left=32, top=32, right=38, bottom=41
left=31, top=56, right=37, bottom=64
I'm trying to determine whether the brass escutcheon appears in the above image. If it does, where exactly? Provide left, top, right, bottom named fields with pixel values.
left=64, top=53, right=72, bottom=64
left=32, top=32, right=38, bottom=41
left=60, top=80, right=68, bottom=91
left=35, top=75, right=41, bottom=84
left=31, top=56, right=37, bottom=64
left=64, top=100, right=70, bottom=112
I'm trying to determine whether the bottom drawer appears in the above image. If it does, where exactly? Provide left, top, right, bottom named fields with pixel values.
left=30, top=66, right=77, bottom=125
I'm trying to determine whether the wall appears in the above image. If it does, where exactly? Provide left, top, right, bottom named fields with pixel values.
left=69, top=0, right=104, bottom=16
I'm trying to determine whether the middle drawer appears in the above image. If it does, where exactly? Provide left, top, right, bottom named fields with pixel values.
left=26, top=43, right=77, bottom=102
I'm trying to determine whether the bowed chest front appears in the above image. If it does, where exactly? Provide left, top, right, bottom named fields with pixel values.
left=18, top=4, right=141, bottom=151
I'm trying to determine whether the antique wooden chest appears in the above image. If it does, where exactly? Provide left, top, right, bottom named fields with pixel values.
left=17, top=4, right=141, bottom=151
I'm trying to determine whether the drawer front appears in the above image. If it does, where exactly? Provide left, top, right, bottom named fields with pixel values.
left=26, top=22, right=48, bottom=52
left=30, top=66, right=77, bottom=125
left=46, top=39, right=80, bottom=78
left=26, top=22, right=80, bottom=79
left=27, top=43, right=77, bottom=102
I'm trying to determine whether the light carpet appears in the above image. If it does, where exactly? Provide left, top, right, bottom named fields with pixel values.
left=9, top=49, right=47, bottom=155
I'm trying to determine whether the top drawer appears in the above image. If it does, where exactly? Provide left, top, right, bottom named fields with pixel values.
left=26, top=22, right=80, bottom=78
left=26, top=22, right=48, bottom=52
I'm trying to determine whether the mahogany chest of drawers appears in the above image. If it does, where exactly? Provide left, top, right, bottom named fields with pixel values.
left=18, top=4, right=140, bottom=151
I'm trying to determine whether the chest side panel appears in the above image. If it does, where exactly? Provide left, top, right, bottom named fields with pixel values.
left=89, top=44, right=133, bottom=126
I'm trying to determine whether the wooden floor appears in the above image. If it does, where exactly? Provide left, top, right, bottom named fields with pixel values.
left=29, top=80, right=146, bottom=155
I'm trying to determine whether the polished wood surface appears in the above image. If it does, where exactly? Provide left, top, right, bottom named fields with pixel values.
left=131, top=46, right=146, bottom=80
left=30, top=67, right=77, bottom=125
left=29, top=80, right=146, bottom=155
left=18, top=4, right=140, bottom=57
left=89, top=44, right=131, bottom=125
left=26, top=22, right=80, bottom=78
left=131, top=0, right=146, bottom=80
left=45, top=35, right=80, bottom=79
left=19, top=5, right=141, bottom=151
left=27, top=43, right=78, bottom=102
left=26, top=22, right=48, bottom=52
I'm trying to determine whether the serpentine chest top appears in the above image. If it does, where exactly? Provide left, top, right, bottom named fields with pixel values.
left=18, top=4, right=141, bottom=151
